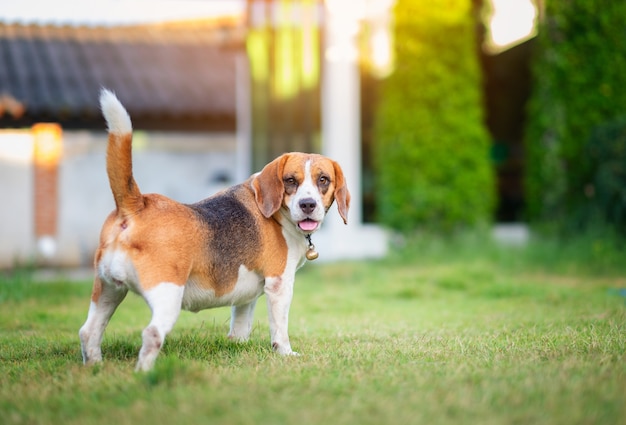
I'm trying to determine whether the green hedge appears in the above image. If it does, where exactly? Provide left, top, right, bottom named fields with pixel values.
left=524, top=0, right=626, bottom=231
left=583, top=118, right=626, bottom=233
left=373, top=0, right=495, bottom=232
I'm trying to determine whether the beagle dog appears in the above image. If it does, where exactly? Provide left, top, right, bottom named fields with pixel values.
left=79, top=89, right=350, bottom=371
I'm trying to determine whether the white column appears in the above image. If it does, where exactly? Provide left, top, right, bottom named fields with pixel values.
left=322, top=2, right=362, bottom=226
left=315, top=0, right=387, bottom=261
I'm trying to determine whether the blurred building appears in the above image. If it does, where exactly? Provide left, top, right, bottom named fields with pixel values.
left=0, top=18, right=246, bottom=267
left=0, top=1, right=392, bottom=268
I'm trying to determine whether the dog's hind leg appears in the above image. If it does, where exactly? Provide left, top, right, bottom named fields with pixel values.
left=79, top=276, right=128, bottom=365
left=135, top=283, right=185, bottom=372
left=228, top=299, right=258, bottom=341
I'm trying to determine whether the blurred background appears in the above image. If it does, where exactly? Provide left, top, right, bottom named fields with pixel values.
left=0, top=0, right=624, bottom=268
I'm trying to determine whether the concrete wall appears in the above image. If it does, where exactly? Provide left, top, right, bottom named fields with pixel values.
left=0, top=130, right=236, bottom=268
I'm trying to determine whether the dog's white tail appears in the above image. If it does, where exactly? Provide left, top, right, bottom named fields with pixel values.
left=99, top=89, right=144, bottom=216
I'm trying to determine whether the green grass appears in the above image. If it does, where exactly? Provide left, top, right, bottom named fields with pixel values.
left=1, top=234, right=625, bottom=425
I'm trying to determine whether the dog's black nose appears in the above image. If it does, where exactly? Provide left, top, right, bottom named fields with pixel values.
left=299, top=198, right=317, bottom=215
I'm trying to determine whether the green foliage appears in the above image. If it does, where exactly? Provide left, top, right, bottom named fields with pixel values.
left=581, top=118, right=626, bottom=232
left=388, top=227, right=626, bottom=277
left=373, top=0, right=495, bottom=232
left=524, top=0, right=626, bottom=230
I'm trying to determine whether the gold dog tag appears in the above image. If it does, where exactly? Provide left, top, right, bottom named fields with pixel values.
left=305, top=234, right=319, bottom=260
left=306, top=247, right=319, bottom=261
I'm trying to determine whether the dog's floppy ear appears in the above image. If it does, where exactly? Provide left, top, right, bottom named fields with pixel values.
left=252, top=154, right=289, bottom=218
left=332, top=160, right=351, bottom=225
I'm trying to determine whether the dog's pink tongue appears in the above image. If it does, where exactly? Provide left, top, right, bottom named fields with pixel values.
left=299, top=220, right=318, bottom=231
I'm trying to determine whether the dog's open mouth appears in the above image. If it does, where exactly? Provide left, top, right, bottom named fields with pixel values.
left=298, top=219, right=318, bottom=232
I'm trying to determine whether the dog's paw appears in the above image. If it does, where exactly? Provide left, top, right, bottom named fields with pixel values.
left=227, top=333, right=250, bottom=343
left=83, top=357, right=103, bottom=366
left=272, top=342, right=299, bottom=356
left=81, top=346, right=103, bottom=365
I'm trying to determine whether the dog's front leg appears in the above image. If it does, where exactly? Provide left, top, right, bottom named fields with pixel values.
left=264, top=275, right=298, bottom=355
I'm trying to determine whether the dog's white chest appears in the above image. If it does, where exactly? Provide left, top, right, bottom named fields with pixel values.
left=181, top=265, right=264, bottom=312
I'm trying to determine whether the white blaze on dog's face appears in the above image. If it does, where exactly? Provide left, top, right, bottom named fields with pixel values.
left=283, top=160, right=325, bottom=232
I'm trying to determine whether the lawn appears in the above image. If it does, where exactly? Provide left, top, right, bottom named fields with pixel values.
left=1, top=233, right=625, bottom=425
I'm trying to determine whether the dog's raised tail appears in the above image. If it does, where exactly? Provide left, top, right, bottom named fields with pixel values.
left=99, top=89, right=144, bottom=216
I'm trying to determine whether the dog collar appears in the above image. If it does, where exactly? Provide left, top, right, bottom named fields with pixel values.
left=305, top=234, right=319, bottom=261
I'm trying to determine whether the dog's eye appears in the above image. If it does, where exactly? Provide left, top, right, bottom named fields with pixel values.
left=318, top=175, right=330, bottom=186
left=284, top=177, right=297, bottom=186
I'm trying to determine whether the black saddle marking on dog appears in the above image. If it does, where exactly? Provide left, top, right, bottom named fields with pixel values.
left=189, top=187, right=261, bottom=286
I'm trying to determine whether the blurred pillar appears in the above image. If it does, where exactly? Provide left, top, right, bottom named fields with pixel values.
left=32, top=123, right=62, bottom=259
left=322, top=0, right=362, bottom=225
left=314, top=0, right=388, bottom=260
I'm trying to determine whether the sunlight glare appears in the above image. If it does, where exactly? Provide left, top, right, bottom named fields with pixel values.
left=488, top=0, right=537, bottom=52
left=0, top=131, right=34, bottom=165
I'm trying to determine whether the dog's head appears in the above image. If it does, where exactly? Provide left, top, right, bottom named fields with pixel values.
left=252, top=152, right=350, bottom=233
